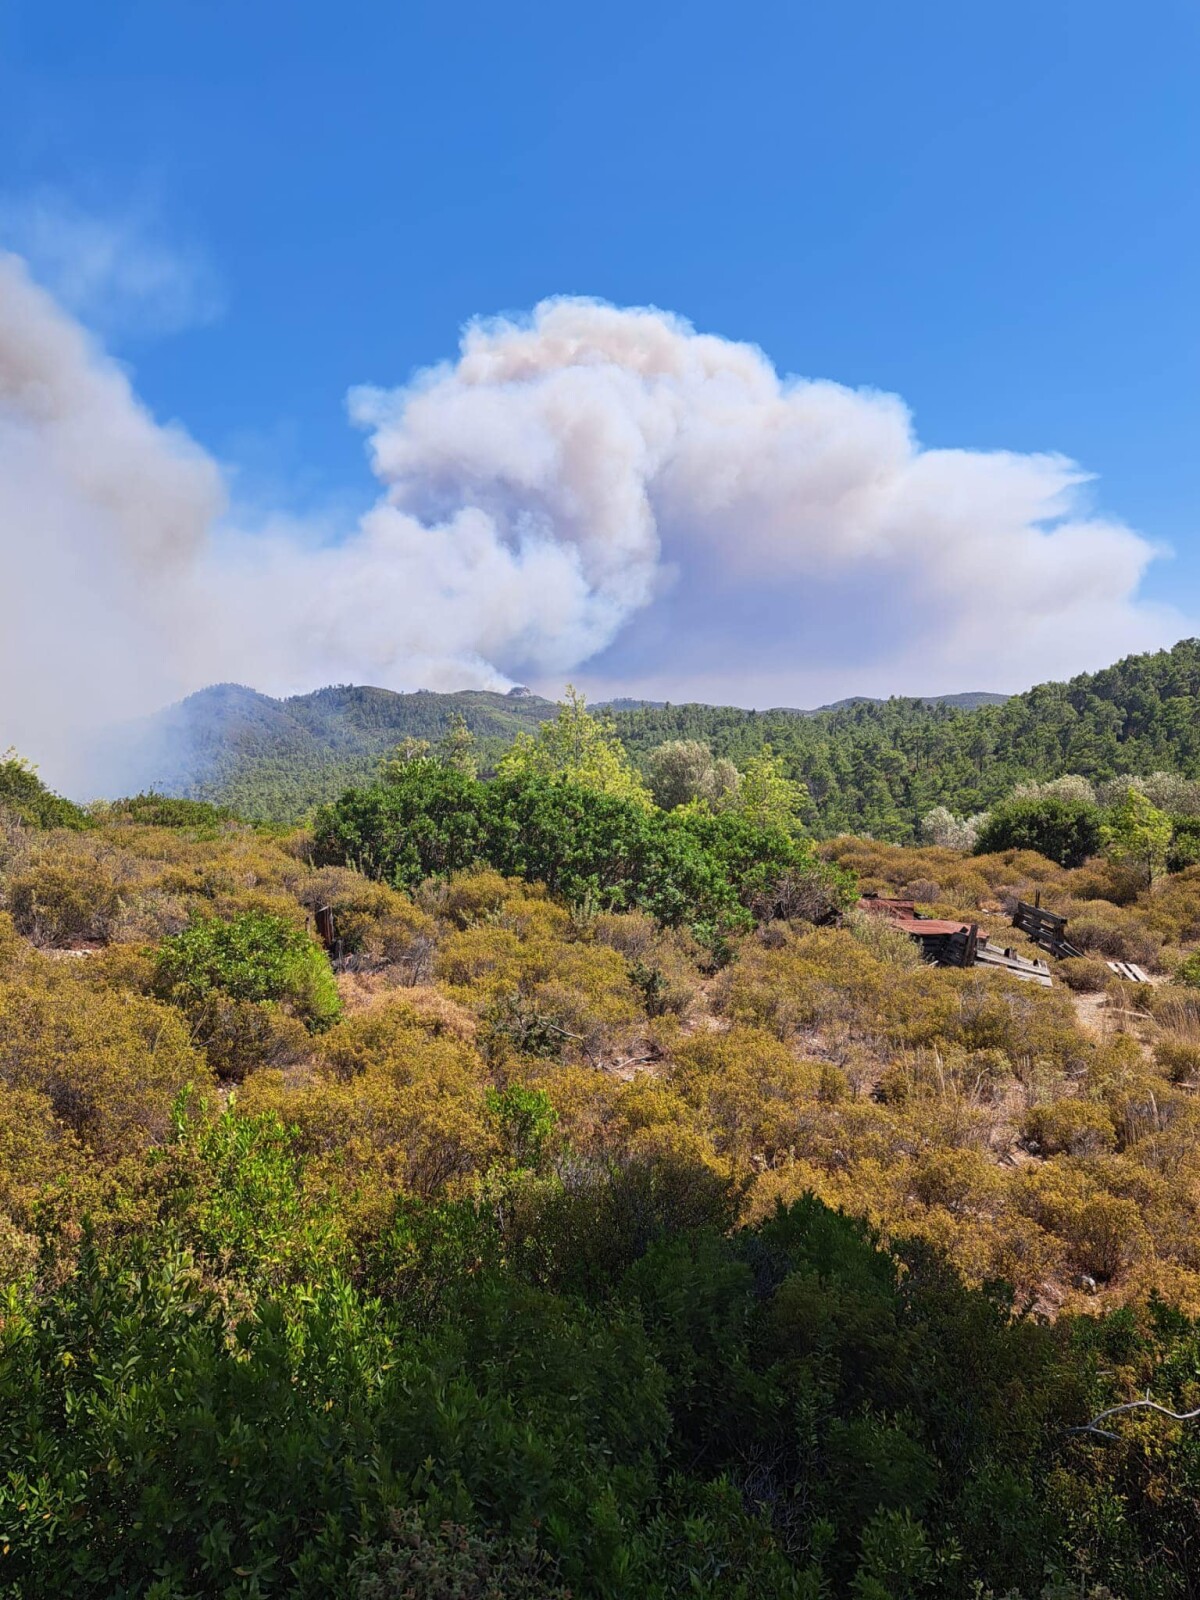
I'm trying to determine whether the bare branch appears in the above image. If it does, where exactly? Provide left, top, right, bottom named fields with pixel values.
left=1069, top=1395, right=1200, bottom=1442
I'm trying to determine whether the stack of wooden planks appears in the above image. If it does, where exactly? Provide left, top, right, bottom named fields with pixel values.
left=857, top=896, right=1053, bottom=985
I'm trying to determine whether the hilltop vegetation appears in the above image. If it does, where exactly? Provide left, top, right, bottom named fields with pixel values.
left=100, top=683, right=560, bottom=820
left=0, top=751, right=87, bottom=831
left=616, top=638, right=1200, bottom=838
left=2, top=699, right=1200, bottom=1593
left=104, top=640, right=1200, bottom=838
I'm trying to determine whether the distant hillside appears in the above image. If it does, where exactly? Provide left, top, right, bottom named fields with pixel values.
left=98, top=684, right=559, bottom=821
left=763, top=690, right=1010, bottom=716
left=613, top=641, right=1200, bottom=837
left=102, top=641, right=1200, bottom=838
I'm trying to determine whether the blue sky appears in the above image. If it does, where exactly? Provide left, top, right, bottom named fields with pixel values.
left=1, top=0, right=1198, bottom=725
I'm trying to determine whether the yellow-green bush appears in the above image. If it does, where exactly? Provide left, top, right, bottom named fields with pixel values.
left=6, top=856, right=122, bottom=946
left=1024, top=1099, right=1117, bottom=1157
left=0, top=968, right=210, bottom=1154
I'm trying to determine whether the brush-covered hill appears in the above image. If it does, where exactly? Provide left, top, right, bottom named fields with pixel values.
left=615, top=639, right=1200, bottom=837
left=105, top=640, right=1199, bottom=834
left=97, top=683, right=560, bottom=821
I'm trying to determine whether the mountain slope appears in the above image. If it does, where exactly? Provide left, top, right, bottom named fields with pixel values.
left=101, top=640, right=1200, bottom=837
left=98, top=684, right=559, bottom=821
left=612, top=640, right=1200, bottom=836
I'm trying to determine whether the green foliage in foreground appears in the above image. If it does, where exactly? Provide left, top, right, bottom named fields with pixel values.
left=154, top=910, right=343, bottom=1031
left=313, top=764, right=855, bottom=941
left=0, top=753, right=87, bottom=831
left=0, top=1103, right=1197, bottom=1598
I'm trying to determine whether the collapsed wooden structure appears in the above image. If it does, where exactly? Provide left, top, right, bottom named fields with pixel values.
left=1011, top=895, right=1150, bottom=982
left=1011, top=897, right=1081, bottom=959
left=857, top=895, right=1053, bottom=986
left=858, top=892, right=1153, bottom=988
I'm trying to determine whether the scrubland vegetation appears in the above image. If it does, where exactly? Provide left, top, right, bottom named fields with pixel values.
left=3, top=690, right=1200, bottom=1596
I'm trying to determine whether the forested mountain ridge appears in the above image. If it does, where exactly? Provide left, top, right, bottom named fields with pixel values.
left=97, top=683, right=561, bottom=819
left=99, top=640, right=1199, bottom=835
left=615, top=639, right=1200, bottom=837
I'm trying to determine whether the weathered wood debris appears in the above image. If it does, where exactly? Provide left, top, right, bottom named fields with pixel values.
left=1011, top=895, right=1151, bottom=983
left=857, top=895, right=1053, bottom=986
left=1105, top=960, right=1152, bottom=983
left=1011, top=896, right=1082, bottom=959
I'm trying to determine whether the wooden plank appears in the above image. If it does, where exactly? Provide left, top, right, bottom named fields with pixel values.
left=1106, top=960, right=1151, bottom=983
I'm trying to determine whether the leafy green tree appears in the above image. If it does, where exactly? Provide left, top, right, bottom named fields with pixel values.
left=437, top=713, right=479, bottom=777
left=379, top=738, right=433, bottom=783
left=314, top=763, right=489, bottom=886
left=154, top=909, right=342, bottom=1031
left=1168, top=814, right=1200, bottom=872
left=499, top=688, right=653, bottom=807
left=1102, top=788, right=1174, bottom=885
left=974, top=794, right=1103, bottom=867
left=315, top=767, right=851, bottom=940
left=731, top=744, right=808, bottom=831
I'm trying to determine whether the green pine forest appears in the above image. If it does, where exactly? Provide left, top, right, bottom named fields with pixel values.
left=131, top=640, right=1200, bottom=834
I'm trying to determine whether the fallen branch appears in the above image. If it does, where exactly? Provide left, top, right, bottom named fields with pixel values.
left=606, top=1053, right=657, bottom=1074
left=1069, top=1395, right=1200, bottom=1442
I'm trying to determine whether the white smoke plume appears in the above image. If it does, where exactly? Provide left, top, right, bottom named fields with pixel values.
left=0, top=255, right=1188, bottom=791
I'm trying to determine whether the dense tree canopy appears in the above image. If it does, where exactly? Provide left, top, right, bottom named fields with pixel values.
left=973, top=794, right=1104, bottom=867
left=314, top=763, right=852, bottom=941
left=107, top=638, right=1200, bottom=839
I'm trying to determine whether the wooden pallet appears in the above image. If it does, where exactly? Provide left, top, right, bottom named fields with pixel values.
left=1106, top=960, right=1151, bottom=983
left=1012, top=898, right=1082, bottom=960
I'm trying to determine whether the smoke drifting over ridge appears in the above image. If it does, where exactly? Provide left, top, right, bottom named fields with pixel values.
left=0, top=251, right=1187, bottom=792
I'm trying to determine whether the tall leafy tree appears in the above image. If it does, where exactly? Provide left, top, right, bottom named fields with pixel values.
left=499, top=688, right=653, bottom=807
left=1102, top=788, right=1173, bottom=886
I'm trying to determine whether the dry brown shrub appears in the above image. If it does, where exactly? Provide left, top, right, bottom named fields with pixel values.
left=0, top=810, right=30, bottom=878
left=386, top=984, right=478, bottom=1042
left=1134, top=866, right=1200, bottom=944
left=1024, top=1099, right=1116, bottom=1157
left=190, top=997, right=312, bottom=1082
left=1155, top=1037, right=1200, bottom=1084
left=1016, top=1162, right=1150, bottom=1282
left=6, top=856, right=122, bottom=946
left=1058, top=957, right=1113, bottom=993
left=0, top=912, right=20, bottom=975
left=0, top=968, right=210, bottom=1154
left=1059, top=860, right=1143, bottom=906
left=1149, top=985, right=1200, bottom=1041
left=842, top=909, right=924, bottom=970
left=592, top=910, right=658, bottom=961
left=109, top=886, right=193, bottom=944
left=1066, top=910, right=1161, bottom=969
left=244, top=996, right=495, bottom=1197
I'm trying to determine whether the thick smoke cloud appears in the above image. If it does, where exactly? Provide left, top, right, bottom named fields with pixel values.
left=0, top=257, right=1187, bottom=791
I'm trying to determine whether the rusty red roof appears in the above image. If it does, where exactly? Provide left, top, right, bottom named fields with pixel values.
left=857, top=896, right=984, bottom=939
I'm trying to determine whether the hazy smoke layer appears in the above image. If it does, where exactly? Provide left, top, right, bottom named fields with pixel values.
left=0, top=258, right=1186, bottom=790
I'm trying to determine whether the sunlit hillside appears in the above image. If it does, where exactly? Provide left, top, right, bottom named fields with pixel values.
left=2, top=690, right=1200, bottom=1594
